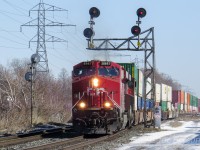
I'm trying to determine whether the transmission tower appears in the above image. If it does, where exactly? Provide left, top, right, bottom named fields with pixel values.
left=21, top=0, right=76, bottom=72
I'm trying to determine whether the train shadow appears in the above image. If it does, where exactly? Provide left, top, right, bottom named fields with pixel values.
left=42, top=130, right=82, bottom=139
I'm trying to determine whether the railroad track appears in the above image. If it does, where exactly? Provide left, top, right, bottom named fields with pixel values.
left=24, top=129, right=128, bottom=150
left=0, top=134, right=43, bottom=148
left=0, top=127, right=72, bottom=149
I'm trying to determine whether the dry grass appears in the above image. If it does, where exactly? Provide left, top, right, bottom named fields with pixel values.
left=0, top=108, right=71, bottom=134
left=169, top=120, right=183, bottom=128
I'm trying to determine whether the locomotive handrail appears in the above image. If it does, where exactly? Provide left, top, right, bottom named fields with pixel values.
left=71, top=91, right=87, bottom=110
left=105, top=91, right=121, bottom=109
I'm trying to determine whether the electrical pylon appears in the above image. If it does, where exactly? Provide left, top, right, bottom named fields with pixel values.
left=21, top=0, right=76, bottom=72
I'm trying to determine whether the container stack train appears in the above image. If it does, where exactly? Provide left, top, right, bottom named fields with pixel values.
left=71, top=60, right=200, bottom=134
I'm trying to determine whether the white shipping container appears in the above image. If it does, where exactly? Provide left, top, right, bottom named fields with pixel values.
left=184, top=92, right=187, bottom=104
left=181, top=104, right=184, bottom=111
left=171, top=104, right=175, bottom=111
left=146, top=78, right=151, bottom=99
left=184, top=104, right=187, bottom=112
left=138, top=70, right=143, bottom=97
left=193, top=107, right=198, bottom=112
left=190, top=106, right=193, bottom=111
left=167, top=102, right=172, bottom=111
left=161, top=84, right=167, bottom=101
left=134, top=95, right=138, bottom=110
left=125, top=71, right=131, bottom=81
left=155, top=84, right=161, bottom=102
left=167, top=86, right=172, bottom=102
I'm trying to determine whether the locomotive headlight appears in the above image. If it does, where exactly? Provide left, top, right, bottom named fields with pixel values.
left=79, top=102, right=86, bottom=108
left=92, top=78, right=99, bottom=87
left=104, top=102, right=111, bottom=108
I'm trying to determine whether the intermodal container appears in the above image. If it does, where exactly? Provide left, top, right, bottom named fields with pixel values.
left=195, top=97, right=198, bottom=107
left=171, top=104, right=175, bottom=111
left=198, top=99, right=200, bottom=112
left=187, top=93, right=190, bottom=107
left=180, top=91, right=185, bottom=104
left=141, top=98, right=144, bottom=110
left=184, top=92, right=187, bottom=105
left=190, top=95, right=193, bottom=106
left=181, top=104, right=184, bottom=111
left=174, top=103, right=178, bottom=109
left=167, top=86, right=172, bottom=102
left=146, top=99, right=150, bottom=110
left=187, top=104, right=190, bottom=112
left=134, top=67, right=139, bottom=94
left=184, top=104, right=187, bottom=112
left=133, top=95, right=138, bottom=110
left=138, top=70, right=143, bottom=97
left=161, top=101, right=167, bottom=111
left=155, top=84, right=161, bottom=102
left=149, top=100, right=154, bottom=109
left=146, top=78, right=151, bottom=99
left=161, top=84, right=167, bottom=101
left=178, top=103, right=181, bottom=111
left=155, top=102, right=160, bottom=107
left=167, top=102, right=172, bottom=111
left=137, top=97, right=142, bottom=110
left=172, top=90, right=180, bottom=104
left=118, top=63, right=138, bottom=93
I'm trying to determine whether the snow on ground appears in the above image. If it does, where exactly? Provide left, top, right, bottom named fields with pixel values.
left=116, top=120, right=200, bottom=150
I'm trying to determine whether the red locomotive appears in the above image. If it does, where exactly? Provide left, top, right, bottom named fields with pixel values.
left=72, top=60, right=137, bottom=134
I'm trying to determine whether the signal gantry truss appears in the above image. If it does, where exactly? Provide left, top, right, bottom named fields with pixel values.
left=86, top=27, right=156, bottom=127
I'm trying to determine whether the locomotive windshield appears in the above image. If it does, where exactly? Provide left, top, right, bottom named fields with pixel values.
left=98, top=67, right=119, bottom=76
left=73, top=68, right=95, bottom=77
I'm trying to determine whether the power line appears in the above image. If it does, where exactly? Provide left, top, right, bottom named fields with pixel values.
left=0, top=35, right=28, bottom=46
left=2, top=0, right=28, bottom=16
left=0, top=11, right=23, bottom=24
left=0, top=10, right=30, bottom=17
left=21, top=0, right=34, bottom=7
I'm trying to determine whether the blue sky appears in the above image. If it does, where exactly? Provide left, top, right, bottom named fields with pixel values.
left=0, top=0, right=199, bottom=97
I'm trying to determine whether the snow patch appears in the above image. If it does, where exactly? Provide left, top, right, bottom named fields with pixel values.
left=116, top=121, right=200, bottom=150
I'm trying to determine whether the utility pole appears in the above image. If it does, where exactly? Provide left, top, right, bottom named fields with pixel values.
left=21, top=0, right=76, bottom=72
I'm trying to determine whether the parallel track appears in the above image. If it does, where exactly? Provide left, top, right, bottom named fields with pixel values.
left=0, top=127, right=72, bottom=149
left=0, top=134, right=43, bottom=148
left=25, top=129, right=128, bottom=150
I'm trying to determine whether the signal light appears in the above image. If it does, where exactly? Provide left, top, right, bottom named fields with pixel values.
left=137, top=8, right=146, bottom=18
left=89, top=7, right=100, bottom=18
left=83, top=28, right=94, bottom=38
left=131, top=25, right=141, bottom=36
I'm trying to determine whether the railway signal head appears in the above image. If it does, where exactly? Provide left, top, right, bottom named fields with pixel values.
left=131, top=25, right=141, bottom=36
left=89, top=7, right=100, bottom=18
left=137, top=8, right=146, bottom=18
left=31, top=54, right=40, bottom=64
left=83, top=28, right=94, bottom=38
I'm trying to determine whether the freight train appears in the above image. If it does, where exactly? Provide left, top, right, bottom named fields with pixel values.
left=71, top=60, right=199, bottom=134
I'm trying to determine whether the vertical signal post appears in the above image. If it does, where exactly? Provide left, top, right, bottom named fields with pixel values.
left=83, top=7, right=100, bottom=48
left=131, top=8, right=146, bottom=48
